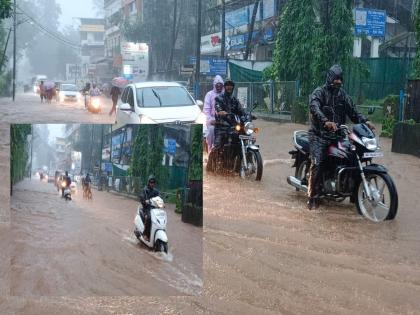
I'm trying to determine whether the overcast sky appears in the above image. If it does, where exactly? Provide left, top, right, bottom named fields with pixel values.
left=56, top=0, right=98, bottom=29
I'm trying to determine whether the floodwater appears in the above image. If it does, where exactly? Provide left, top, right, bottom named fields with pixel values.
left=9, top=179, right=202, bottom=297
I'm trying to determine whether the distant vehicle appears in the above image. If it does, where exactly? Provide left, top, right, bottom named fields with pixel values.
left=117, top=82, right=205, bottom=124
left=58, top=83, right=82, bottom=103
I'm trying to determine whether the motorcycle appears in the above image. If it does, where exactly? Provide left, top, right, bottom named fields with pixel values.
left=61, top=181, right=72, bottom=201
left=206, top=107, right=263, bottom=181
left=134, top=196, right=168, bottom=253
left=287, top=124, right=398, bottom=222
left=87, top=96, right=102, bottom=114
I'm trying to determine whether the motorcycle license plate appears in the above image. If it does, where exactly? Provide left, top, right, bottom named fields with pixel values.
left=363, top=151, right=384, bottom=158
left=239, top=135, right=255, bottom=140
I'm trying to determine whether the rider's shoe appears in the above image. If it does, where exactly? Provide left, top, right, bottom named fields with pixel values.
left=307, top=197, right=320, bottom=210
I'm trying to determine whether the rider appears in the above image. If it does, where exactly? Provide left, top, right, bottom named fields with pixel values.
left=61, top=171, right=72, bottom=197
left=84, top=173, right=92, bottom=189
left=139, top=175, right=160, bottom=242
left=213, top=79, right=246, bottom=151
left=307, top=64, right=375, bottom=210
left=90, top=84, right=101, bottom=97
left=204, top=75, right=224, bottom=152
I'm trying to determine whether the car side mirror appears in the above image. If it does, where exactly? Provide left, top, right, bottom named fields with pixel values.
left=196, top=100, right=204, bottom=110
left=120, top=103, right=132, bottom=111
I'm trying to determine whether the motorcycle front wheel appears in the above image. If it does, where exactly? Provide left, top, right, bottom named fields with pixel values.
left=241, top=150, right=263, bottom=181
left=355, top=173, right=398, bottom=222
left=155, top=240, right=168, bottom=254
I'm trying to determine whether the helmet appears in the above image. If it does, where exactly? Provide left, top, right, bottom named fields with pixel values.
left=148, top=175, right=156, bottom=184
left=224, top=78, right=235, bottom=88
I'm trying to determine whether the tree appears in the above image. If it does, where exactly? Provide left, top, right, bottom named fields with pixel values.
left=414, top=0, right=420, bottom=78
left=10, top=124, right=31, bottom=189
left=0, top=0, right=12, bottom=19
left=244, top=0, right=261, bottom=61
left=267, top=0, right=317, bottom=96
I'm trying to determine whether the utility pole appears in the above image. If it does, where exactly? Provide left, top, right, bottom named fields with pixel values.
left=30, top=125, right=33, bottom=179
left=194, top=0, right=202, bottom=99
left=221, top=0, right=225, bottom=58
left=13, top=0, right=17, bottom=101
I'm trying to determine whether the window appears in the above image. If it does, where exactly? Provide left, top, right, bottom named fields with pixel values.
left=121, top=87, right=129, bottom=103
left=81, top=32, right=87, bottom=40
left=127, top=87, right=135, bottom=108
left=137, top=86, right=195, bottom=108
left=94, top=32, right=104, bottom=42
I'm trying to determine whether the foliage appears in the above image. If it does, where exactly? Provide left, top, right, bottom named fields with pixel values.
left=130, top=125, right=168, bottom=193
left=381, top=116, right=396, bottom=138
left=10, top=125, right=31, bottom=186
left=414, top=0, right=420, bottom=79
left=0, top=70, right=12, bottom=96
left=291, top=97, right=309, bottom=124
left=188, top=125, right=203, bottom=181
left=404, top=119, right=417, bottom=125
left=0, top=0, right=12, bottom=19
left=122, top=16, right=149, bottom=43
left=382, top=95, right=399, bottom=119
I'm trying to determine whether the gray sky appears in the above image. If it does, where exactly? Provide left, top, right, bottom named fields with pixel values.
left=48, top=124, right=65, bottom=143
left=56, top=0, right=97, bottom=29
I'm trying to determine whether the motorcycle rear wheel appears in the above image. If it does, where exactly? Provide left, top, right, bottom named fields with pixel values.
left=355, top=173, right=398, bottom=222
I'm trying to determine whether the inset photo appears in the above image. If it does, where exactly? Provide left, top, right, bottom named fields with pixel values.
left=10, top=123, right=203, bottom=296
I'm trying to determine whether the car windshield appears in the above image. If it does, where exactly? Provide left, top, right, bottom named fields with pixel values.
left=137, top=86, right=195, bottom=108
left=61, top=84, right=78, bottom=92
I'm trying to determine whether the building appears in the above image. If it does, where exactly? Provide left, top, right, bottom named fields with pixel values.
left=79, top=18, right=106, bottom=82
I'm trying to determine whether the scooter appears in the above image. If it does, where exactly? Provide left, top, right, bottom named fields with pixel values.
left=61, top=181, right=72, bottom=201
left=134, top=196, right=168, bottom=253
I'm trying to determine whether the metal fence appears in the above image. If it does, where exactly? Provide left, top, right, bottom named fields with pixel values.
left=198, top=80, right=298, bottom=115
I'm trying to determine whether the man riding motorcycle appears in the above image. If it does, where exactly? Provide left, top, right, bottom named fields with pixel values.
left=61, top=171, right=72, bottom=198
left=213, top=79, right=246, bottom=151
left=307, top=64, right=375, bottom=210
left=139, top=175, right=161, bottom=242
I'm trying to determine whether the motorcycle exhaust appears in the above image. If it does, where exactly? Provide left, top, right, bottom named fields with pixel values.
left=287, top=176, right=308, bottom=193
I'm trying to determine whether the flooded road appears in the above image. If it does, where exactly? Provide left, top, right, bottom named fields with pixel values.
left=10, top=179, right=202, bottom=297
left=0, top=93, right=114, bottom=124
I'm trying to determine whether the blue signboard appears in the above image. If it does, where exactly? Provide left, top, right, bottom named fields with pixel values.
left=226, top=6, right=248, bottom=29
left=103, top=162, right=113, bottom=173
left=354, top=8, right=386, bottom=37
left=164, top=139, right=177, bottom=155
left=189, top=57, right=228, bottom=76
left=226, top=27, right=275, bottom=51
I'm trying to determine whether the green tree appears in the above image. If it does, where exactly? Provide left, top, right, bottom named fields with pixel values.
left=188, top=125, right=202, bottom=181
left=131, top=125, right=150, bottom=193
left=266, top=0, right=317, bottom=96
left=414, top=0, right=420, bottom=78
left=0, top=0, right=12, bottom=19
left=10, top=125, right=31, bottom=189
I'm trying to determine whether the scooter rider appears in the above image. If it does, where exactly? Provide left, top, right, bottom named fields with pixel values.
left=62, top=171, right=72, bottom=198
left=213, top=79, right=246, bottom=150
left=139, top=175, right=160, bottom=242
left=307, top=64, right=375, bottom=210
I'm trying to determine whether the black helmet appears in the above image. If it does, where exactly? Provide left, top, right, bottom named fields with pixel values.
left=148, top=175, right=156, bottom=184
left=326, top=64, right=343, bottom=86
left=224, top=78, right=235, bottom=88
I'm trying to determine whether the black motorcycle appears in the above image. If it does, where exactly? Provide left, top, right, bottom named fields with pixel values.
left=287, top=124, right=398, bottom=222
left=206, top=111, right=263, bottom=181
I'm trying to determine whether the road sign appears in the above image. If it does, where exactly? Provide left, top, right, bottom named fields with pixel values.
left=189, top=57, right=227, bottom=76
left=355, top=8, right=386, bottom=37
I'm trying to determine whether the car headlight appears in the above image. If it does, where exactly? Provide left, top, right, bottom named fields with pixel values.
left=244, top=122, right=255, bottom=135
left=195, top=112, right=206, bottom=125
left=362, top=137, right=378, bottom=151
left=139, top=115, right=157, bottom=124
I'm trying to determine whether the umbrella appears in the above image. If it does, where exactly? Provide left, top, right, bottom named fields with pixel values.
left=43, top=81, right=55, bottom=90
left=112, top=77, right=129, bottom=88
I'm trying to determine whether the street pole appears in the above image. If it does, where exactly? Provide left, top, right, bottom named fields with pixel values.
left=30, top=125, right=33, bottom=179
left=221, top=0, right=225, bottom=58
left=13, top=0, right=17, bottom=101
left=194, top=0, right=202, bottom=99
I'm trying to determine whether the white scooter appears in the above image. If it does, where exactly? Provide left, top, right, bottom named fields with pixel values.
left=134, top=196, right=168, bottom=253
left=61, top=181, right=72, bottom=201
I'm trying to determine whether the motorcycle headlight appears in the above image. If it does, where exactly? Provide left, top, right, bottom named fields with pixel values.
left=244, top=122, right=255, bottom=135
left=92, top=99, right=100, bottom=108
left=362, top=137, right=378, bottom=151
left=139, top=115, right=157, bottom=124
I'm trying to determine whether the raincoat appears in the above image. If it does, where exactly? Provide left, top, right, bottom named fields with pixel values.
left=203, top=75, right=224, bottom=151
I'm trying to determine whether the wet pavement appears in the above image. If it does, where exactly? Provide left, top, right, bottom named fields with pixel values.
left=9, top=179, right=202, bottom=297
left=0, top=120, right=420, bottom=314
left=0, top=93, right=115, bottom=124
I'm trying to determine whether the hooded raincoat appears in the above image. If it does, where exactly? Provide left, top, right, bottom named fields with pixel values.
left=203, top=75, right=224, bottom=151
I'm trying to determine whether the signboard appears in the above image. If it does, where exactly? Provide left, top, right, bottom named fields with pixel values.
left=79, top=24, right=105, bottom=33
left=201, top=32, right=222, bottom=54
left=66, top=64, right=81, bottom=81
left=226, top=27, right=275, bottom=51
left=102, top=146, right=110, bottom=160
left=225, top=0, right=274, bottom=29
left=354, top=8, right=386, bottom=37
left=262, top=0, right=275, bottom=20
left=101, top=162, right=113, bottom=173
left=226, top=6, right=248, bottom=29
left=121, top=42, right=149, bottom=82
left=164, top=138, right=177, bottom=155
left=189, top=56, right=227, bottom=76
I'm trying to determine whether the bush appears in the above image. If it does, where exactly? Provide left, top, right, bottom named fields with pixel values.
left=381, top=116, right=396, bottom=138
left=291, top=98, right=308, bottom=124
left=382, top=95, right=399, bottom=119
